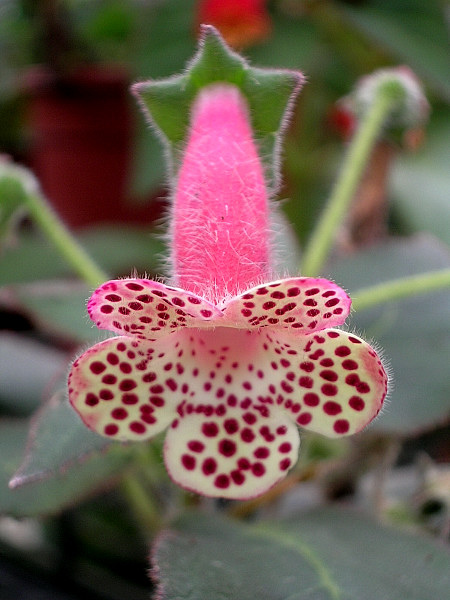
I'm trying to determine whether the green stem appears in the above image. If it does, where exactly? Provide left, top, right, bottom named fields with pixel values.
left=352, top=269, right=450, bottom=312
left=121, top=472, right=163, bottom=536
left=24, top=188, right=108, bottom=287
left=301, top=84, right=401, bottom=277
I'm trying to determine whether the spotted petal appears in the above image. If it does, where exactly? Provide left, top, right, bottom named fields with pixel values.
left=68, top=336, right=180, bottom=441
left=164, top=400, right=299, bottom=499
left=261, top=328, right=388, bottom=437
left=221, top=278, right=351, bottom=333
left=88, top=279, right=223, bottom=339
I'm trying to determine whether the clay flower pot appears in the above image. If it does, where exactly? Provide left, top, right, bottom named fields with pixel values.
left=25, top=65, right=145, bottom=228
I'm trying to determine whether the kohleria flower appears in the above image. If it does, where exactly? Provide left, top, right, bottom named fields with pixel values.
left=68, top=82, right=388, bottom=500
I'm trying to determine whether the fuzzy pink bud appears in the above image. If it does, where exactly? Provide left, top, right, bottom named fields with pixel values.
left=170, top=84, right=270, bottom=302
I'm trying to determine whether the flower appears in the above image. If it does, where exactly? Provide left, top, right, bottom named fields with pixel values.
left=68, top=83, right=388, bottom=500
left=196, top=0, right=271, bottom=49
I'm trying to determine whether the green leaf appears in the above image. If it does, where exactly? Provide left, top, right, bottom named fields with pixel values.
left=0, top=333, right=67, bottom=415
left=391, top=108, right=450, bottom=246
left=0, top=423, right=130, bottom=518
left=2, top=391, right=134, bottom=516
left=11, top=281, right=105, bottom=343
left=0, top=225, right=164, bottom=286
left=326, top=235, right=450, bottom=433
left=134, top=25, right=303, bottom=186
left=152, top=508, right=450, bottom=599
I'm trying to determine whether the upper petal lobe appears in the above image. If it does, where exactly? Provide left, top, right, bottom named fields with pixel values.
left=221, top=278, right=351, bottom=333
left=88, top=279, right=223, bottom=339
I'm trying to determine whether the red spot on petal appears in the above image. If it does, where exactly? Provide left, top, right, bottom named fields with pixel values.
left=254, top=447, right=270, bottom=459
left=297, top=413, right=312, bottom=425
left=181, top=454, right=196, bottom=470
left=231, top=470, right=245, bottom=485
left=357, top=382, right=371, bottom=394
left=90, top=361, right=106, bottom=374
left=241, top=428, right=255, bottom=443
left=321, top=384, right=338, bottom=396
left=323, top=401, right=342, bottom=415
left=303, top=392, right=319, bottom=406
left=349, top=396, right=365, bottom=411
left=188, top=440, right=205, bottom=453
left=104, top=424, right=119, bottom=436
left=278, top=442, right=292, bottom=453
left=342, top=359, right=358, bottom=370
left=252, top=462, right=266, bottom=477
left=129, top=421, right=146, bottom=434
left=320, top=370, right=338, bottom=382
left=280, top=458, right=291, bottom=471
left=224, top=418, right=239, bottom=434
left=125, top=283, right=144, bottom=291
left=300, top=361, right=315, bottom=372
left=299, top=376, right=314, bottom=389
left=202, top=422, right=219, bottom=437
left=214, top=474, right=230, bottom=488
left=334, top=419, right=350, bottom=434
left=111, top=408, right=128, bottom=420
left=237, top=458, right=251, bottom=470
left=218, top=439, right=237, bottom=457
left=243, top=412, right=257, bottom=425
left=202, top=458, right=217, bottom=475
left=85, top=393, right=98, bottom=406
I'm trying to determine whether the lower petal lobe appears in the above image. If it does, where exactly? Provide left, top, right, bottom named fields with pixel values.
left=164, top=399, right=299, bottom=499
left=68, top=336, right=179, bottom=441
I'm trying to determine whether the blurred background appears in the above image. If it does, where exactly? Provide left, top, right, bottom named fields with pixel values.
left=0, top=1, right=449, bottom=599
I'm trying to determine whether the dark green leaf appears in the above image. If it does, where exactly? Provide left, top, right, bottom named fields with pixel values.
left=0, top=333, right=67, bottom=415
left=0, top=225, right=164, bottom=286
left=10, top=389, right=132, bottom=488
left=0, top=416, right=131, bottom=518
left=153, top=508, right=450, bottom=599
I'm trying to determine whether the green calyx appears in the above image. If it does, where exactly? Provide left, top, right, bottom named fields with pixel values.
left=132, top=25, right=304, bottom=186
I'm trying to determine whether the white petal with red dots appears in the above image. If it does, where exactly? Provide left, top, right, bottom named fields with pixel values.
left=68, top=336, right=180, bottom=441
left=221, top=278, right=351, bottom=333
left=164, top=400, right=299, bottom=499
left=261, top=328, right=388, bottom=437
left=87, top=279, right=223, bottom=340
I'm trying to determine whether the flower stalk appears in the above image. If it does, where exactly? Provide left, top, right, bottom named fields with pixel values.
left=301, top=80, right=406, bottom=277
left=352, top=269, right=450, bottom=312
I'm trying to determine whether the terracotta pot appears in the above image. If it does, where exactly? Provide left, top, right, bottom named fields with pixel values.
left=25, top=65, right=159, bottom=228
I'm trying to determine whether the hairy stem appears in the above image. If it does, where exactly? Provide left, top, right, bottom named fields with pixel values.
left=301, top=83, right=402, bottom=277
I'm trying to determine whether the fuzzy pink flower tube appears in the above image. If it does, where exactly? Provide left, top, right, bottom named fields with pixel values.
left=68, top=84, right=388, bottom=499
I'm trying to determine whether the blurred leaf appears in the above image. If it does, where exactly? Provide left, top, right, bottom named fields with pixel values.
left=326, top=235, right=450, bottom=433
left=153, top=507, right=450, bottom=599
left=131, top=0, right=197, bottom=195
left=0, top=225, right=164, bottom=286
left=341, top=0, right=450, bottom=101
left=9, top=281, right=102, bottom=343
left=0, top=333, right=67, bottom=415
left=391, top=108, right=450, bottom=245
left=0, top=419, right=131, bottom=518
left=2, top=391, right=134, bottom=517
left=0, top=173, right=26, bottom=246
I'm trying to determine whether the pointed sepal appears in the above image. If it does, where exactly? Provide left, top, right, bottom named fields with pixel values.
left=132, top=25, right=304, bottom=185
